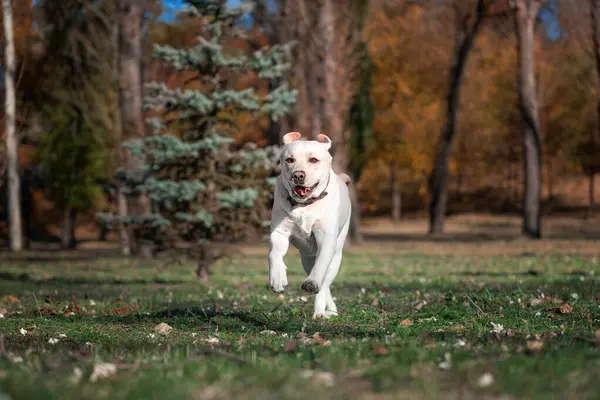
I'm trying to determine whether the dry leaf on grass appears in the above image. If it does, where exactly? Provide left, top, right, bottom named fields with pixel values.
left=300, top=370, right=335, bottom=388
left=526, top=340, right=544, bottom=353
left=198, top=337, right=220, bottom=345
left=528, top=297, right=562, bottom=307
left=557, top=304, right=573, bottom=314
left=1, top=296, right=19, bottom=304
left=154, top=323, right=173, bottom=336
left=90, top=363, right=117, bottom=382
left=400, top=318, right=413, bottom=327
left=373, top=347, right=389, bottom=356
left=476, top=372, right=495, bottom=388
left=69, top=367, right=83, bottom=384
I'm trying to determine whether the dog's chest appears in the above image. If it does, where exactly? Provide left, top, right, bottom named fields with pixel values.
left=288, top=207, right=318, bottom=239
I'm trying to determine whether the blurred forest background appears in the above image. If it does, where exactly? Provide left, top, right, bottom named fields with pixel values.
left=1, top=0, right=599, bottom=261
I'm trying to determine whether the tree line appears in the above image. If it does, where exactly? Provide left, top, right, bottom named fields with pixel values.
left=1, top=0, right=599, bottom=264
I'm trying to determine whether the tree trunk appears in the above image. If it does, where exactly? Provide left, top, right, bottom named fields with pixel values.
left=60, top=207, right=77, bottom=250
left=591, top=0, right=600, bottom=141
left=589, top=0, right=600, bottom=221
left=428, top=0, right=486, bottom=235
left=547, top=157, right=554, bottom=200
left=118, top=0, right=152, bottom=258
left=390, top=165, right=401, bottom=222
left=515, top=0, right=542, bottom=238
left=588, top=173, right=596, bottom=219
left=113, top=4, right=131, bottom=256
left=196, top=262, right=210, bottom=283
left=3, top=0, right=22, bottom=251
left=322, top=0, right=362, bottom=243
left=21, top=167, right=32, bottom=249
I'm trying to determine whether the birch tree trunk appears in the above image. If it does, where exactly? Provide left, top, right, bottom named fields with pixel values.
left=515, top=0, right=542, bottom=238
left=3, top=0, right=23, bottom=251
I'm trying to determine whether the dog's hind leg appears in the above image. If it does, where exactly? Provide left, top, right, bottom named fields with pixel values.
left=300, top=252, right=316, bottom=276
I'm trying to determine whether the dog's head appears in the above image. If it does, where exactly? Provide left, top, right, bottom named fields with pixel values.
left=280, top=132, right=332, bottom=204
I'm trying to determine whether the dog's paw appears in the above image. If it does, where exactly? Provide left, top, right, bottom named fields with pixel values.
left=312, top=312, right=330, bottom=319
left=325, top=310, right=338, bottom=318
left=270, top=275, right=288, bottom=294
left=301, top=279, right=319, bottom=294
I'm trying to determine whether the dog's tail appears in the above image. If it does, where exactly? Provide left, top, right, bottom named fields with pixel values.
left=338, top=173, right=351, bottom=186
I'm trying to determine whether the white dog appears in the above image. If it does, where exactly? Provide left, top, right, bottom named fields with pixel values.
left=268, top=131, right=352, bottom=318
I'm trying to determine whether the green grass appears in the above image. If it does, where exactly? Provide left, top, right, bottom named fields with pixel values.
left=1, top=250, right=600, bottom=399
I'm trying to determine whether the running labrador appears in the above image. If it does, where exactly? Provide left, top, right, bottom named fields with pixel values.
left=268, top=132, right=351, bottom=318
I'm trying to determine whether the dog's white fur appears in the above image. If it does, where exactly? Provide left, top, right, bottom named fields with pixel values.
left=268, top=132, right=351, bottom=318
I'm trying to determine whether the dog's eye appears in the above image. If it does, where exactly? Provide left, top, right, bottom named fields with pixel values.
left=285, top=157, right=294, bottom=164
left=309, top=158, right=319, bottom=164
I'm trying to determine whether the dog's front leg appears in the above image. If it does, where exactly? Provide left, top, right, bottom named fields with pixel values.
left=301, top=224, right=336, bottom=295
left=268, top=230, right=290, bottom=293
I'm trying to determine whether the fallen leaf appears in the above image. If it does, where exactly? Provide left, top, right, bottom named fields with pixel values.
left=260, top=330, right=277, bottom=335
left=439, top=325, right=466, bottom=332
left=415, top=301, right=426, bottom=311
left=400, top=318, right=413, bottom=327
left=557, top=304, right=573, bottom=314
left=90, top=363, right=117, bottom=382
left=371, top=297, right=379, bottom=306
left=154, top=322, right=173, bottom=336
left=526, top=340, right=544, bottom=353
left=490, top=322, right=505, bottom=334
left=528, top=298, right=542, bottom=307
left=506, top=328, right=516, bottom=337
left=438, top=353, right=452, bottom=370
left=48, top=338, right=59, bottom=345
left=199, top=337, right=220, bottom=345
left=528, top=297, right=562, bottom=307
left=300, top=370, right=335, bottom=388
left=476, top=372, right=495, bottom=388
left=69, top=367, right=83, bottom=384
left=108, top=305, right=138, bottom=316
left=373, top=347, right=389, bottom=355
left=1, top=296, right=19, bottom=304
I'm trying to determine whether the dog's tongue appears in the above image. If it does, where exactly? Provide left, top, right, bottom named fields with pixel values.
left=294, top=186, right=310, bottom=196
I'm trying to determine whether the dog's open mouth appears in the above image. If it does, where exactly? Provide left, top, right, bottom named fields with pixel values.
left=293, top=182, right=319, bottom=197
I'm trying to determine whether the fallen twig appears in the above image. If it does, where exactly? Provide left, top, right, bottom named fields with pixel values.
left=32, top=293, right=42, bottom=318
left=464, top=294, right=487, bottom=316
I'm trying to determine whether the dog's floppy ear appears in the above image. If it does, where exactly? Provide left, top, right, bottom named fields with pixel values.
left=316, top=134, right=332, bottom=150
left=283, top=131, right=302, bottom=144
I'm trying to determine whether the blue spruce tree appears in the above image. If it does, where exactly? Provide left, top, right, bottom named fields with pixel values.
left=99, top=0, right=296, bottom=280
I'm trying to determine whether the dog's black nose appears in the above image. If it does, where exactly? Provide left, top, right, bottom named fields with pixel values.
left=292, top=171, right=305, bottom=183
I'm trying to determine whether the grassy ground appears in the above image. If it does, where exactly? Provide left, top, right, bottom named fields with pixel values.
left=1, top=237, right=600, bottom=399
